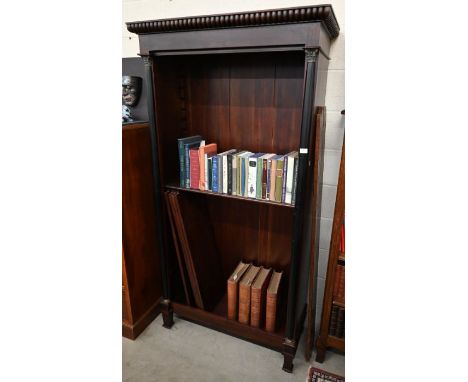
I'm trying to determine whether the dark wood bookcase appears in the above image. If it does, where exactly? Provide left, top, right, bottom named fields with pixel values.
left=316, top=142, right=345, bottom=362
left=126, top=4, right=340, bottom=372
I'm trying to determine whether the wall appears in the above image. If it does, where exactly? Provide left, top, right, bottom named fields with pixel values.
left=123, top=0, right=345, bottom=335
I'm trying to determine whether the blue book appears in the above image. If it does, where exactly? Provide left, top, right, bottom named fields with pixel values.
left=212, top=156, right=219, bottom=193
left=177, top=135, right=201, bottom=187
left=184, top=140, right=202, bottom=188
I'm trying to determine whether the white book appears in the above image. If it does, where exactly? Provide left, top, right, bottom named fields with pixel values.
left=247, top=154, right=262, bottom=198
left=204, top=153, right=209, bottom=191
left=285, top=151, right=298, bottom=204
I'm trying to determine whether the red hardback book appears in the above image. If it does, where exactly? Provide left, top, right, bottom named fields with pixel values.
left=189, top=148, right=200, bottom=190
left=227, top=262, right=251, bottom=320
left=250, top=267, right=272, bottom=328
left=238, top=265, right=260, bottom=325
left=265, top=270, right=283, bottom=332
left=199, top=143, right=217, bottom=190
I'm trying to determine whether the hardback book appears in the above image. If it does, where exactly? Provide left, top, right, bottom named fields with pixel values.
left=237, top=152, right=252, bottom=196
left=241, top=153, right=255, bottom=197
left=250, top=267, right=272, bottom=328
left=227, top=150, right=239, bottom=195
left=238, top=265, right=261, bottom=325
left=274, top=156, right=285, bottom=202
left=256, top=155, right=264, bottom=199
left=266, top=155, right=277, bottom=200
left=268, top=155, right=281, bottom=201
left=189, top=147, right=201, bottom=190
left=261, top=154, right=275, bottom=199
left=285, top=152, right=298, bottom=204
left=218, top=149, right=236, bottom=194
left=212, top=155, right=219, bottom=193
left=232, top=151, right=246, bottom=196
left=207, top=156, right=213, bottom=191
left=328, top=305, right=340, bottom=336
left=177, top=135, right=202, bottom=188
left=291, top=153, right=300, bottom=205
left=227, top=261, right=251, bottom=320
left=281, top=152, right=295, bottom=203
left=199, top=143, right=217, bottom=191
left=184, top=140, right=202, bottom=188
left=265, top=270, right=283, bottom=333
left=247, top=153, right=264, bottom=198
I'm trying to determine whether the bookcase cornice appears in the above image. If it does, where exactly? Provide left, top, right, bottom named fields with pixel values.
left=126, top=4, right=340, bottom=39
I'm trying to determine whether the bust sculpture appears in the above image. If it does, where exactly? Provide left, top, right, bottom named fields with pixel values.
left=122, top=75, right=142, bottom=122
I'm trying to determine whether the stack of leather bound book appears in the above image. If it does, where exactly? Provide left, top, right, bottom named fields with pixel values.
left=227, top=261, right=283, bottom=332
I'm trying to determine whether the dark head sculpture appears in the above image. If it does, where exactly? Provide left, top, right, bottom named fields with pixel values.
left=122, top=76, right=142, bottom=107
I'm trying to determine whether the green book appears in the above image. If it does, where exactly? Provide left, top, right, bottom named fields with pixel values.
left=274, top=156, right=285, bottom=202
left=256, top=155, right=265, bottom=199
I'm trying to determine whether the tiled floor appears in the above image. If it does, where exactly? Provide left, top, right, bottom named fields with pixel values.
left=123, top=315, right=344, bottom=381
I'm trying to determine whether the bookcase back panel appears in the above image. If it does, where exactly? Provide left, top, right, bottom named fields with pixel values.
left=153, top=51, right=305, bottom=187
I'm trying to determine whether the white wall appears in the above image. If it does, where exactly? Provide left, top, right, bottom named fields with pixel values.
left=123, top=0, right=345, bottom=335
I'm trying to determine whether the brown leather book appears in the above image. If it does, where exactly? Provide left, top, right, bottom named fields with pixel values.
left=250, top=267, right=272, bottom=328
left=227, top=261, right=251, bottom=320
left=238, top=265, right=261, bottom=325
left=265, top=270, right=283, bottom=332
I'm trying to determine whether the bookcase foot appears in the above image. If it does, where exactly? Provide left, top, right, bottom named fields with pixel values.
left=160, top=299, right=174, bottom=329
left=282, top=338, right=297, bottom=373
left=315, top=336, right=326, bottom=363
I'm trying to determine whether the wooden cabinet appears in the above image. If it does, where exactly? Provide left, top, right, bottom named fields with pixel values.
left=126, top=4, right=340, bottom=372
left=122, top=122, right=163, bottom=339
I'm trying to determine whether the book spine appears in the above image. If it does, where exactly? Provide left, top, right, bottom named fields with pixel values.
left=227, top=154, right=233, bottom=195
left=241, top=157, right=245, bottom=196
left=262, top=159, right=268, bottom=199
left=212, top=156, right=218, bottom=193
left=208, top=157, right=212, bottom=191
left=236, top=155, right=242, bottom=196
left=285, top=155, right=295, bottom=204
left=232, top=155, right=237, bottom=196
left=250, top=287, right=261, bottom=328
left=202, top=153, right=208, bottom=191
left=266, top=160, right=271, bottom=199
left=256, top=158, right=263, bottom=199
left=227, top=280, right=238, bottom=320
left=244, top=156, right=250, bottom=196
left=269, top=159, right=277, bottom=200
left=281, top=156, right=288, bottom=203
left=265, top=291, right=277, bottom=333
left=291, top=157, right=299, bottom=205
left=238, top=284, right=250, bottom=325
left=199, top=148, right=205, bottom=191
left=247, top=158, right=257, bottom=198
left=217, top=154, right=223, bottom=193
left=274, top=159, right=283, bottom=202
left=190, top=149, right=200, bottom=190
left=185, top=145, right=191, bottom=188
left=178, top=141, right=185, bottom=187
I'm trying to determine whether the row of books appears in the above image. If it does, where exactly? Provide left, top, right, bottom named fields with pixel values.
left=333, top=264, right=345, bottom=302
left=329, top=305, right=345, bottom=338
left=177, top=135, right=300, bottom=204
left=227, top=261, right=283, bottom=332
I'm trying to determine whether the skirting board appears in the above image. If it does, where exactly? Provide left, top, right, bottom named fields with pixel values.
left=123, top=298, right=162, bottom=340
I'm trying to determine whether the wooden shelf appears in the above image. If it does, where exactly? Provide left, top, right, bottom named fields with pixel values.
left=165, top=184, right=295, bottom=209
left=172, top=293, right=286, bottom=352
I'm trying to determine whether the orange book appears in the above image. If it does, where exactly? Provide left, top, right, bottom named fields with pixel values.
left=238, top=265, right=260, bottom=325
left=265, top=270, right=283, bottom=332
left=199, top=143, right=217, bottom=190
left=250, top=267, right=272, bottom=328
left=227, top=262, right=251, bottom=320
left=269, top=158, right=277, bottom=201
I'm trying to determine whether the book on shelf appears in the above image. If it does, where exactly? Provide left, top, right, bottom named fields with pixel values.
left=284, top=151, right=298, bottom=204
left=217, top=149, right=236, bottom=194
left=250, top=267, right=272, bottom=328
left=238, top=265, right=261, bottom=325
left=265, top=270, right=283, bottom=333
left=189, top=147, right=201, bottom=190
left=227, top=261, right=251, bottom=320
left=184, top=139, right=203, bottom=188
left=206, top=153, right=216, bottom=192
left=177, top=135, right=202, bottom=188
left=274, top=155, right=285, bottom=202
left=291, top=153, right=299, bottom=205
left=247, top=153, right=264, bottom=199
left=231, top=150, right=246, bottom=196
left=227, top=150, right=239, bottom=195
left=199, top=143, right=217, bottom=191
left=268, top=155, right=281, bottom=201
left=212, top=155, right=219, bottom=193
left=240, top=152, right=254, bottom=197
left=261, top=154, right=275, bottom=200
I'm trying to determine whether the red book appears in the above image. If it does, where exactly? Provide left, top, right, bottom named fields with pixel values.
left=189, top=148, right=200, bottom=190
